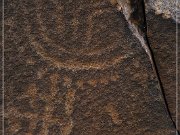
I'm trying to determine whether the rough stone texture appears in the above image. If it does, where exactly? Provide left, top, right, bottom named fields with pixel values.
left=0, top=3, right=3, bottom=134
left=4, top=0, right=177, bottom=135
left=145, top=0, right=180, bottom=23
left=146, top=12, right=180, bottom=130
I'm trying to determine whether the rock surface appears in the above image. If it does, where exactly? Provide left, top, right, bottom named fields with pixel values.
left=4, top=0, right=177, bottom=134
left=146, top=12, right=180, bottom=130
left=145, top=0, right=180, bottom=23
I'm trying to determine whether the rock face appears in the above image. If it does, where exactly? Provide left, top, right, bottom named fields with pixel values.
left=146, top=12, right=180, bottom=130
left=145, top=0, right=180, bottom=23
left=4, top=0, right=177, bottom=135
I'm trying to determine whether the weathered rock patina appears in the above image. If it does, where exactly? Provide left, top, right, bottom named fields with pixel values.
left=4, top=0, right=177, bottom=134
left=146, top=11, right=180, bottom=131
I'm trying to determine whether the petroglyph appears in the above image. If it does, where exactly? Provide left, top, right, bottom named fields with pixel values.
left=63, top=89, right=76, bottom=135
left=65, top=89, right=76, bottom=116
left=63, top=76, right=72, bottom=88
left=50, top=74, right=59, bottom=97
left=76, top=72, right=120, bottom=89
left=105, top=103, right=123, bottom=125
left=25, top=0, right=134, bottom=71
left=5, top=0, right=177, bottom=134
